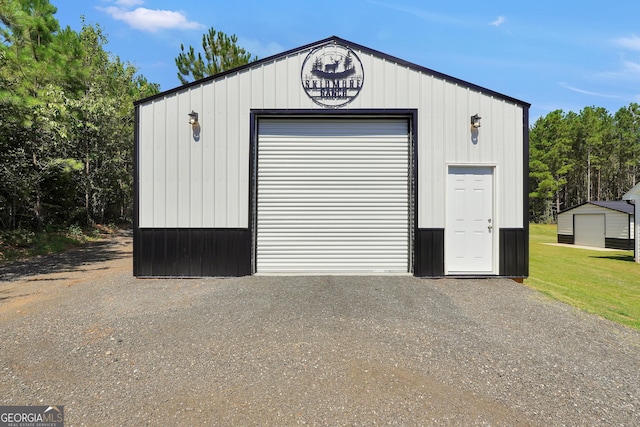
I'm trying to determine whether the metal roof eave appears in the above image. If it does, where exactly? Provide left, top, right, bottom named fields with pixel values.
left=559, top=201, right=634, bottom=215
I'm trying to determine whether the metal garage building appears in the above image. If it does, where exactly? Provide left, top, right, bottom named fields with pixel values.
left=556, top=201, right=634, bottom=250
left=133, top=36, right=530, bottom=278
left=623, top=183, right=640, bottom=262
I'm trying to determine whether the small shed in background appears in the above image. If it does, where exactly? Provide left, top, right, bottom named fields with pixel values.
left=557, top=201, right=634, bottom=250
left=623, top=183, right=640, bottom=262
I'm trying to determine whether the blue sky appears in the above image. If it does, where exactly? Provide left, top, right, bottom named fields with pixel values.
left=52, top=0, right=640, bottom=120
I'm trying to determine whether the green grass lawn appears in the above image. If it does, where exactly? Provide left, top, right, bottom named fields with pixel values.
left=526, top=223, right=640, bottom=330
left=0, top=224, right=118, bottom=263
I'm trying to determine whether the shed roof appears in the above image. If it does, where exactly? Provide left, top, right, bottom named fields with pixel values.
left=135, top=35, right=531, bottom=107
left=559, top=201, right=634, bottom=215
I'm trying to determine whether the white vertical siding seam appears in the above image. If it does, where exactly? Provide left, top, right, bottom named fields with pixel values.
left=231, top=73, right=239, bottom=227
left=466, top=87, right=472, bottom=162
left=636, top=204, right=640, bottom=261
left=150, top=103, right=156, bottom=227
left=224, top=76, right=230, bottom=227
left=220, top=78, right=228, bottom=226
left=201, top=84, right=212, bottom=227
left=156, top=99, right=161, bottom=228
left=183, top=90, right=189, bottom=227
left=183, top=89, right=193, bottom=227
left=169, top=95, right=179, bottom=227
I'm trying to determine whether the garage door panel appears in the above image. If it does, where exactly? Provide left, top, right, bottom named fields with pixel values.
left=574, top=214, right=605, bottom=248
left=257, top=119, right=409, bottom=273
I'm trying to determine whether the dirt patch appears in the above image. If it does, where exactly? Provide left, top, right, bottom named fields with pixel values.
left=0, top=230, right=132, bottom=316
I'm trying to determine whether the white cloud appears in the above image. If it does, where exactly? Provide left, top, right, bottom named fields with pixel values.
left=366, top=0, right=465, bottom=26
left=99, top=2, right=204, bottom=33
left=239, top=39, right=284, bottom=59
left=558, top=82, right=623, bottom=99
left=115, top=0, right=144, bottom=7
left=598, top=35, right=640, bottom=82
left=613, top=34, right=640, bottom=51
left=621, top=60, right=640, bottom=74
left=490, top=16, right=506, bottom=27
left=595, top=58, right=640, bottom=82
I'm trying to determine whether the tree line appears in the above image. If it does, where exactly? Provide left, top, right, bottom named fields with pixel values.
left=0, top=0, right=256, bottom=233
left=529, top=104, right=640, bottom=223
left=0, top=0, right=159, bottom=230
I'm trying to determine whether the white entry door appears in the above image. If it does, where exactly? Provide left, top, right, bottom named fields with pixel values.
left=446, top=166, right=495, bottom=274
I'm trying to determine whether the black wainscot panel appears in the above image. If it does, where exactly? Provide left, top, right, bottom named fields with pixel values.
left=134, top=228, right=251, bottom=277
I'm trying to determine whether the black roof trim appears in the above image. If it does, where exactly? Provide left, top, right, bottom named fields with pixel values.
left=559, top=200, right=634, bottom=215
left=135, top=35, right=530, bottom=107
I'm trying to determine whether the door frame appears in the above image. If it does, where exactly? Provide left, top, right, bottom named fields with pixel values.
left=445, top=164, right=498, bottom=275
left=249, top=109, right=418, bottom=275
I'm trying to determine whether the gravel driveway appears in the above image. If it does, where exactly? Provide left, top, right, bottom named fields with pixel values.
left=1, top=232, right=639, bottom=426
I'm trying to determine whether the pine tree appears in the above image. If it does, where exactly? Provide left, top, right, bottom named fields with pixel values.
left=175, top=27, right=257, bottom=84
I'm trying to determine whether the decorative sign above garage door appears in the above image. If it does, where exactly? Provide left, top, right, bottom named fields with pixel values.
left=301, top=42, right=364, bottom=108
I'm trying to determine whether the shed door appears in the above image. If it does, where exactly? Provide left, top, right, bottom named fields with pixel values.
left=446, top=166, right=495, bottom=274
left=257, top=119, right=409, bottom=273
left=574, top=214, right=605, bottom=247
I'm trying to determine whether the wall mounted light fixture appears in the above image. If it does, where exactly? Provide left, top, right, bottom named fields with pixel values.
left=188, top=110, right=201, bottom=142
left=470, top=114, right=481, bottom=129
left=188, top=110, right=199, bottom=126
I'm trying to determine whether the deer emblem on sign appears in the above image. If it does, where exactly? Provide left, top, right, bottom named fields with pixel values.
left=302, top=43, right=364, bottom=107
left=324, top=57, right=341, bottom=73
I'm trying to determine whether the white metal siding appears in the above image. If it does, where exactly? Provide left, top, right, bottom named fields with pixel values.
left=607, top=212, right=631, bottom=239
left=257, top=119, right=409, bottom=273
left=557, top=212, right=573, bottom=235
left=636, top=206, right=640, bottom=262
left=137, top=44, right=525, bottom=230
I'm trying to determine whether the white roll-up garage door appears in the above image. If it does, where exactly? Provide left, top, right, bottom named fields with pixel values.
left=574, top=214, right=605, bottom=248
left=257, top=118, right=410, bottom=273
